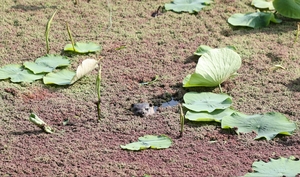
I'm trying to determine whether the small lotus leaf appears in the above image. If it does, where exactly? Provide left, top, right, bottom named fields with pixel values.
left=10, top=69, right=44, bottom=83
left=43, top=69, right=75, bottom=85
left=228, top=12, right=282, bottom=29
left=221, top=112, right=296, bottom=140
left=251, top=0, right=275, bottom=10
left=194, top=45, right=213, bottom=56
left=183, top=92, right=232, bottom=113
left=194, top=45, right=237, bottom=56
left=185, top=108, right=237, bottom=122
left=244, top=156, right=300, bottom=177
left=120, top=135, right=172, bottom=151
left=64, top=42, right=102, bottom=54
left=24, top=55, right=70, bottom=74
left=0, top=64, right=23, bottom=80
left=165, top=0, right=212, bottom=13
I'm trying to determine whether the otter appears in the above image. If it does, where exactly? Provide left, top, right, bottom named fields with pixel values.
left=131, top=103, right=155, bottom=117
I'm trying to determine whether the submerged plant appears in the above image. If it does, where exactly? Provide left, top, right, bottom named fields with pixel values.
left=29, top=113, right=54, bottom=134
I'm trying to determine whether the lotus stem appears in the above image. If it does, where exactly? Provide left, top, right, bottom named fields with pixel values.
left=106, top=0, right=112, bottom=31
left=66, top=23, right=75, bottom=51
left=219, top=84, right=223, bottom=93
left=179, top=104, right=184, bottom=137
left=45, top=10, right=57, bottom=54
left=96, top=66, right=102, bottom=121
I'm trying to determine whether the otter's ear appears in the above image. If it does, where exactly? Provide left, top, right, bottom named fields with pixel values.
left=149, top=103, right=153, bottom=107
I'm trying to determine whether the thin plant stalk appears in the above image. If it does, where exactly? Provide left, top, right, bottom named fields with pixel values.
left=294, top=23, right=300, bottom=45
left=106, top=0, right=112, bottom=31
left=218, top=84, right=223, bottom=93
left=45, top=10, right=57, bottom=54
left=66, top=23, right=75, bottom=51
left=179, top=104, right=184, bottom=137
left=96, top=66, right=102, bottom=121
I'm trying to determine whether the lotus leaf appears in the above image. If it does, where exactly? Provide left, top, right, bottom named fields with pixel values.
left=228, top=12, right=282, bottom=29
left=165, top=0, right=212, bottom=13
left=244, top=156, right=300, bottom=177
left=0, top=64, right=44, bottom=83
left=185, top=108, right=236, bottom=122
left=120, top=135, right=172, bottom=151
left=24, top=55, right=70, bottom=74
left=43, top=69, right=75, bottom=85
left=222, top=112, right=296, bottom=140
left=64, top=42, right=101, bottom=54
left=273, top=0, right=300, bottom=19
left=183, top=92, right=232, bottom=113
left=183, top=48, right=241, bottom=87
left=251, top=0, right=275, bottom=10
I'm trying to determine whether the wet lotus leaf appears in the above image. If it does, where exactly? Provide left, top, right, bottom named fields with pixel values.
left=120, top=135, right=172, bottom=151
left=222, top=112, right=296, bottom=140
left=244, top=156, right=300, bottom=177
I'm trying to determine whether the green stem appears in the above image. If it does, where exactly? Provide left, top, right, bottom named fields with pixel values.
left=179, top=104, right=184, bottom=137
left=219, top=84, right=223, bottom=93
left=45, top=10, right=57, bottom=54
left=96, top=66, right=102, bottom=121
left=106, top=0, right=112, bottom=31
left=66, top=23, right=75, bottom=51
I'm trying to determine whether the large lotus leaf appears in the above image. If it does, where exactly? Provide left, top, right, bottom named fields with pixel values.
left=251, top=0, right=274, bottom=10
left=165, top=0, right=212, bottom=13
left=244, top=157, right=300, bottom=177
left=185, top=108, right=237, bottom=122
left=120, top=135, right=172, bottom=151
left=64, top=42, right=102, bottom=54
left=183, top=48, right=241, bottom=87
left=24, top=55, right=70, bottom=74
left=43, top=69, right=75, bottom=85
left=222, top=112, right=296, bottom=140
left=273, top=0, right=300, bottom=19
left=228, top=12, right=282, bottom=29
left=183, top=92, right=232, bottom=113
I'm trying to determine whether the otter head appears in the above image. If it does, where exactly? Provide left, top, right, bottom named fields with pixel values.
left=131, top=103, right=154, bottom=117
